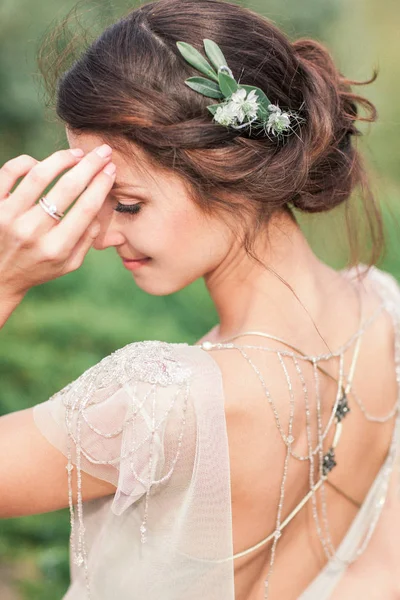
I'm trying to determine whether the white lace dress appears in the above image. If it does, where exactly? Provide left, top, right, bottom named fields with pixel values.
left=32, top=265, right=400, bottom=599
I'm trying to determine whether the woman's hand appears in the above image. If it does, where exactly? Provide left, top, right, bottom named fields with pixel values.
left=0, top=144, right=116, bottom=325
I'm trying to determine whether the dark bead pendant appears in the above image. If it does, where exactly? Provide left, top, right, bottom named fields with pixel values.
left=335, top=393, right=350, bottom=423
left=322, top=448, right=337, bottom=476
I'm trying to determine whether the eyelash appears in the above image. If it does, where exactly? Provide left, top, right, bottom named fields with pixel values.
left=114, top=202, right=142, bottom=216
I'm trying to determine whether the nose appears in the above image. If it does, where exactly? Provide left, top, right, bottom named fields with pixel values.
left=93, top=227, right=126, bottom=250
left=92, top=207, right=126, bottom=251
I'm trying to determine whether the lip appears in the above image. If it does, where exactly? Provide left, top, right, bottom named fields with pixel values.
left=121, top=257, right=151, bottom=271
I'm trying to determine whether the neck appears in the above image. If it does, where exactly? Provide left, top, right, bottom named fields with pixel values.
left=203, top=211, right=349, bottom=348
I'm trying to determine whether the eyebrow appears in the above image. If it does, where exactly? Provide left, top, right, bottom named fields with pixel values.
left=111, top=182, right=146, bottom=191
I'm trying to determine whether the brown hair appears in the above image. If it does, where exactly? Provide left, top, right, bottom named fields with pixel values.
left=39, top=0, right=384, bottom=273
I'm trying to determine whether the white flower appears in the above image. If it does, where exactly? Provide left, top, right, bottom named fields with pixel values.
left=229, top=88, right=259, bottom=123
left=266, top=105, right=291, bottom=135
left=214, top=102, right=240, bottom=126
left=214, top=88, right=260, bottom=127
left=229, top=88, right=247, bottom=103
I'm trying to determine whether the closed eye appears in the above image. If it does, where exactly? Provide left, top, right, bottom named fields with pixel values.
left=114, top=202, right=142, bottom=215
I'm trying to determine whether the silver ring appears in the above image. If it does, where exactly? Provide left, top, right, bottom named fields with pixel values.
left=38, top=197, right=65, bottom=221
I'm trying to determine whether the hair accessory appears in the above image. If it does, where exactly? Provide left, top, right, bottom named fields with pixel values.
left=176, top=38, right=304, bottom=138
left=38, top=197, right=64, bottom=221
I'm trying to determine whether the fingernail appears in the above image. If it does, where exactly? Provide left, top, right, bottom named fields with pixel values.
left=70, top=148, right=85, bottom=158
left=95, top=144, right=113, bottom=158
left=103, top=162, right=116, bottom=176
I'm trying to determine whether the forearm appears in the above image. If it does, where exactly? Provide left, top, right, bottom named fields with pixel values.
left=0, top=291, right=25, bottom=329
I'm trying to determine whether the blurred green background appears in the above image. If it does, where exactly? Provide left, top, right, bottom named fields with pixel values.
left=0, top=0, right=399, bottom=597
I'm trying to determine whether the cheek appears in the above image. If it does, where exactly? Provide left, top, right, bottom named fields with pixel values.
left=164, top=212, right=207, bottom=256
left=133, top=209, right=196, bottom=255
left=128, top=211, right=232, bottom=296
left=161, top=211, right=229, bottom=274
left=123, top=203, right=230, bottom=275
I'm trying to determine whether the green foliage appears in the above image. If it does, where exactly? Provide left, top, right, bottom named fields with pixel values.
left=0, top=0, right=399, bottom=598
left=184, top=77, right=224, bottom=99
left=176, top=41, right=219, bottom=82
left=218, top=71, right=239, bottom=97
left=203, top=38, right=228, bottom=72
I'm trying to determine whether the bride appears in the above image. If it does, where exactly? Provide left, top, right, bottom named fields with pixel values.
left=1, top=1, right=400, bottom=598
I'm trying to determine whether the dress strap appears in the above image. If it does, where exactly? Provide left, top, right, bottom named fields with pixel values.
left=228, top=329, right=364, bottom=561
left=200, top=279, right=391, bottom=571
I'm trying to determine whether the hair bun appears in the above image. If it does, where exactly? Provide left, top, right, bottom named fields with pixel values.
left=288, top=38, right=378, bottom=214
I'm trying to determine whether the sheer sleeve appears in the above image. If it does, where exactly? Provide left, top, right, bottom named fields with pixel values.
left=32, top=340, right=194, bottom=517
left=31, top=340, right=236, bottom=599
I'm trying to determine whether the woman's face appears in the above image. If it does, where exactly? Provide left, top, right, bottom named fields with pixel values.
left=66, top=130, right=237, bottom=296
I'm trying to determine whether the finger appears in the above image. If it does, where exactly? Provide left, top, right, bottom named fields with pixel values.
left=44, top=163, right=116, bottom=253
left=8, top=149, right=85, bottom=217
left=0, top=155, right=38, bottom=200
left=34, top=144, right=114, bottom=218
left=61, top=219, right=101, bottom=274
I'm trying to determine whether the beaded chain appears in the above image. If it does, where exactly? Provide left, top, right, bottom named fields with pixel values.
left=200, top=293, right=400, bottom=598
left=59, top=341, right=193, bottom=599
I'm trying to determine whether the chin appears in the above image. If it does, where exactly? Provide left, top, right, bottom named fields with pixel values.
left=134, top=279, right=186, bottom=297
left=134, top=273, right=199, bottom=297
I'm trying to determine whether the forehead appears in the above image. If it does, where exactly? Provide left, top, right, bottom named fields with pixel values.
left=66, top=128, right=147, bottom=162
left=65, top=128, right=190, bottom=199
left=66, top=128, right=156, bottom=183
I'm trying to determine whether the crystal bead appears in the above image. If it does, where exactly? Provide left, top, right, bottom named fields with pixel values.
left=74, top=553, right=84, bottom=567
left=287, top=435, right=294, bottom=444
left=140, top=525, right=147, bottom=544
left=140, top=521, right=148, bottom=543
left=377, top=495, right=386, bottom=507
left=201, top=341, right=213, bottom=351
left=66, top=464, right=74, bottom=472
left=274, top=529, right=282, bottom=539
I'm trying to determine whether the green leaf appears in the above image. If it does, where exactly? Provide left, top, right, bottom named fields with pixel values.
left=185, top=77, right=224, bottom=99
left=218, top=72, right=239, bottom=98
left=203, top=39, right=228, bottom=72
left=239, top=85, right=271, bottom=111
left=176, top=41, right=219, bottom=83
left=207, top=104, right=221, bottom=116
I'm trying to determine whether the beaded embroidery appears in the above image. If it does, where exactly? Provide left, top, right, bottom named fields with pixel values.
left=51, top=341, right=192, bottom=598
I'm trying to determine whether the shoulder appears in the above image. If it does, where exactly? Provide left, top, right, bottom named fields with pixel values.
left=342, top=263, right=400, bottom=312
left=50, top=340, right=219, bottom=407
left=341, top=262, right=399, bottom=286
left=367, top=264, right=400, bottom=296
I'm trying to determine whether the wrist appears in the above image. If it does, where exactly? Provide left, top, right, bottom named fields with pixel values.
left=0, top=290, right=26, bottom=328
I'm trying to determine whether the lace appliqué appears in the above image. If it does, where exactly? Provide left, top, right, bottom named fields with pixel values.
left=52, top=341, right=192, bottom=599
left=55, top=340, right=191, bottom=407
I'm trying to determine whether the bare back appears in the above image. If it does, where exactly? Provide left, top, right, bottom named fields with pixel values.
left=196, top=265, right=400, bottom=599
